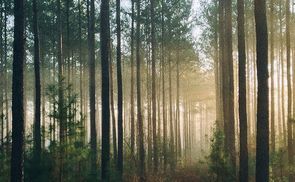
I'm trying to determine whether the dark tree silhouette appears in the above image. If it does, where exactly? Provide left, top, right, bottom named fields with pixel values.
left=270, top=0, right=275, bottom=154
left=11, top=0, right=25, bottom=180
left=116, top=0, right=123, bottom=177
left=57, top=0, right=65, bottom=179
left=218, top=0, right=224, bottom=130
left=32, top=0, right=41, bottom=167
left=286, top=0, right=293, bottom=181
left=130, top=0, right=135, bottom=158
left=223, top=0, right=236, bottom=172
left=151, top=0, right=158, bottom=172
left=237, top=0, right=248, bottom=181
left=101, top=0, right=111, bottom=181
left=254, top=0, right=269, bottom=181
left=161, top=0, right=167, bottom=170
left=136, top=0, right=145, bottom=179
left=88, top=0, right=98, bottom=178
left=0, top=0, right=3, bottom=153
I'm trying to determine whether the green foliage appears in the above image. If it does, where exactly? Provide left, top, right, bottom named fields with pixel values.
left=24, top=140, right=91, bottom=182
left=247, top=151, right=256, bottom=180
left=23, top=82, right=92, bottom=181
left=46, top=82, right=86, bottom=144
left=25, top=149, right=55, bottom=182
left=47, top=82, right=91, bottom=180
left=270, top=147, right=288, bottom=182
left=208, top=127, right=235, bottom=182
left=0, top=151, right=10, bottom=181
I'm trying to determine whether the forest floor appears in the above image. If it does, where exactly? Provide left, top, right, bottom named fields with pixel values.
left=125, top=167, right=203, bottom=182
left=171, top=168, right=202, bottom=182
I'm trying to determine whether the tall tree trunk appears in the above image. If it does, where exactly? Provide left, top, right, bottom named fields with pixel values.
left=277, top=44, right=282, bottom=141
left=246, top=22, right=251, bottom=143
left=57, top=0, right=65, bottom=180
left=253, top=29, right=258, bottom=140
left=101, top=0, right=111, bottom=180
left=218, top=0, right=224, bottom=131
left=116, top=0, right=123, bottom=177
left=254, top=0, right=269, bottom=181
left=279, top=1, right=286, bottom=146
left=223, top=0, right=236, bottom=172
left=4, top=0, right=9, bottom=151
left=130, top=0, right=135, bottom=158
left=151, top=0, right=158, bottom=172
left=33, top=0, right=41, bottom=168
left=176, top=47, right=181, bottom=159
left=237, top=0, right=248, bottom=181
left=11, top=0, right=25, bottom=180
left=183, top=97, right=187, bottom=163
left=52, top=39, right=57, bottom=143
left=270, top=0, right=275, bottom=153
left=147, top=50, right=152, bottom=171
left=200, top=105, right=203, bottom=151
left=0, top=0, right=4, bottom=153
left=109, top=57, right=117, bottom=162
left=145, top=6, right=151, bottom=172
left=78, top=0, right=84, bottom=144
left=51, top=34, right=57, bottom=143
left=286, top=0, right=293, bottom=180
left=161, top=0, right=167, bottom=171
left=65, top=0, right=71, bottom=142
left=136, top=0, right=145, bottom=179
left=40, top=42, right=46, bottom=149
left=276, top=1, right=282, bottom=144
left=89, top=0, right=98, bottom=179
left=293, top=3, right=295, bottom=157
left=85, top=0, right=90, bottom=145
left=157, top=71, right=161, bottom=143
left=168, top=50, right=174, bottom=170
left=214, top=0, right=221, bottom=126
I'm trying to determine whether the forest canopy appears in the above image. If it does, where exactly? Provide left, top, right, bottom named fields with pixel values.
left=0, top=0, right=288, bottom=181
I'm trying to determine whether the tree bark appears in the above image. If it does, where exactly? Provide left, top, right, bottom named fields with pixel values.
left=286, top=0, right=293, bottom=180
left=270, top=0, right=275, bottom=153
left=168, top=50, right=174, bottom=170
left=161, top=0, right=167, bottom=170
left=237, top=0, right=248, bottom=181
left=11, top=0, right=25, bottom=180
left=101, top=0, right=111, bottom=180
left=279, top=1, right=286, bottom=147
left=214, top=0, right=221, bottom=125
left=57, top=0, right=66, bottom=180
left=3, top=0, right=9, bottom=152
left=218, top=0, right=224, bottom=130
left=109, top=56, right=117, bottom=162
left=130, top=0, right=135, bottom=159
left=116, top=0, right=123, bottom=177
left=0, top=0, right=3, bottom=152
left=136, top=0, right=145, bottom=179
left=254, top=0, right=269, bottom=181
left=33, top=0, right=41, bottom=167
left=78, top=0, right=84, bottom=144
left=222, top=0, right=236, bottom=172
left=176, top=46, right=181, bottom=159
left=151, top=0, right=158, bottom=172
left=88, top=0, right=98, bottom=179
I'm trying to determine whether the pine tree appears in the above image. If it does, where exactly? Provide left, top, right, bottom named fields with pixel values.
left=136, top=0, right=145, bottom=179
left=101, top=0, right=111, bottom=180
left=11, top=0, right=25, bottom=180
left=32, top=0, right=42, bottom=169
left=116, top=0, right=123, bottom=177
left=237, top=0, right=248, bottom=181
left=88, top=0, right=98, bottom=178
left=254, top=0, right=269, bottom=181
